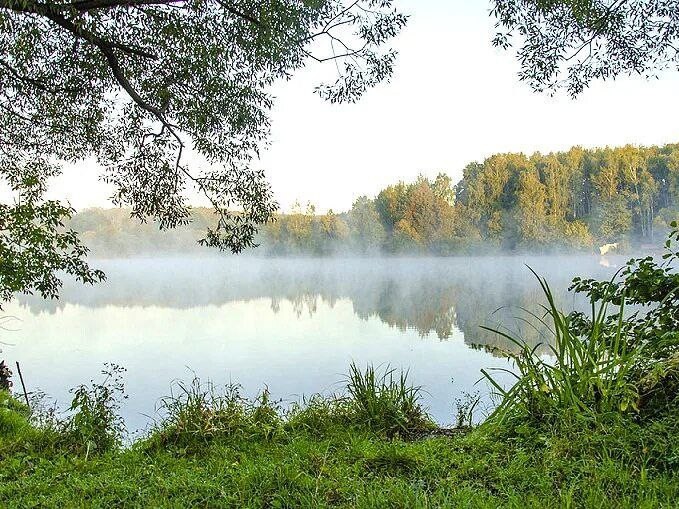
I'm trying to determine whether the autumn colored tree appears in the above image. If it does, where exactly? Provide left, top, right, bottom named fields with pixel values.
left=63, top=143, right=679, bottom=256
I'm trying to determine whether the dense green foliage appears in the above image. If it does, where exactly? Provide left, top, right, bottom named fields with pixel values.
left=0, top=362, right=678, bottom=507
left=268, top=142, right=679, bottom=253
left=568, top=224, right=679, bottom=415
left=478, top=224, right=679, bottom=429
left=69, top=142, right=679, bottom=256
left=0, top=0, right=406, bottom=301
left=343, top=363, right=433, bottom=439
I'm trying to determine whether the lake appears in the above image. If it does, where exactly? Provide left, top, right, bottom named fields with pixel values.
left=2, top=255, right=623, bottom=434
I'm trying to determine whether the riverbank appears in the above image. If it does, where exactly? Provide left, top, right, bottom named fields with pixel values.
left=1, top=380, right=678, bottom=508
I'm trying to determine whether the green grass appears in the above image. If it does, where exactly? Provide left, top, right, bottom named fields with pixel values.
left=344, top=363, right=434, bottom=438
left=1, top=367, right=679, bottom=508
left=0, top=410, right=678, bottom=508
left=481, top=267, right=642, bottom=423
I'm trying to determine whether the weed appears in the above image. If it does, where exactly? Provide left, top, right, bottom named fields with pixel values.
left=454, top=391, right=481, bottom=428
left=66, top=363, right=127, bottom=457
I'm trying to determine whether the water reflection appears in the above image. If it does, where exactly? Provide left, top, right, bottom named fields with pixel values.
left=17, top=256, right=618, bottom=350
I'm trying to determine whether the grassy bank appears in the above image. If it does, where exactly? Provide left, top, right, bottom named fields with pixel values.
left=1, top=366, right=678, bottom=508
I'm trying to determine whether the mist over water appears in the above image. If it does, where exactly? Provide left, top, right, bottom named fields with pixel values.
left=3, top=254, right=623, bottom=433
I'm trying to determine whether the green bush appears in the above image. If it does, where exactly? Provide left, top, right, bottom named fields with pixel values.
left=148, top=363, right=434, bottom=449
left=64, top=364, right=127, bottom=457
left=569, top=223, right=679, bottom=417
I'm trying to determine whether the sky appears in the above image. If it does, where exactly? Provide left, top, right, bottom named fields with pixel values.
left=47, top=0, right=679, bottom=214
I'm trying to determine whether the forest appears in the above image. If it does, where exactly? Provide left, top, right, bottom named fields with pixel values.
left=71, top=142, right=679, bottom=257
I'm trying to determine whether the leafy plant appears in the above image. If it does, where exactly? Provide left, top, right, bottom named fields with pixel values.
left=482, top=268, right=641, bottom=423
left=570, top=223, right=679, bottom=414
left=67, top=364, right=127, bottom=457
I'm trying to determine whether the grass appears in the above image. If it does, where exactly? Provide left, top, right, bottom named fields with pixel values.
left=0, top=360, right=678, bottom=508
left=0, top=402, right=678, bottom=507
left=344, top=363, right=434, bottom=438
left=481, top=267, right=642, bottom=423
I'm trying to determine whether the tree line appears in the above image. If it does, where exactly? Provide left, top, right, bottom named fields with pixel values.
left=70, top=142, right=679, bottom=257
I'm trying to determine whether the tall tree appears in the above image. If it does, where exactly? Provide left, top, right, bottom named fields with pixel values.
left=0, top=0, right=407, bottom=300
left=516, top=167, right=549, bottom=246
left=375, top=181, right=409, bottom=234
left=347, top=196, right=386, bottom=254
left=318, top=209, right=350, bottom=254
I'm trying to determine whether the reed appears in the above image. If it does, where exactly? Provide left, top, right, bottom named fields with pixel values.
left=482, top=267, right=641, bottom=423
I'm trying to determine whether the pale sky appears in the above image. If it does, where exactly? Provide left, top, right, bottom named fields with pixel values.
left=48, top=0, right=679, bottom=213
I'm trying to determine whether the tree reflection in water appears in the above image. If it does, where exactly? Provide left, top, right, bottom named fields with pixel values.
left=16, top=256, right=620, bottom=352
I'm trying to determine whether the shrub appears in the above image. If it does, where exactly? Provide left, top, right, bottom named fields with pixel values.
left=149, top=364, right=435, bottom=447
left=569, top=224, right=679, bottom=416
left=483, top=221, right=679, bottom=425
left=65, top=364, right=127, bottom=457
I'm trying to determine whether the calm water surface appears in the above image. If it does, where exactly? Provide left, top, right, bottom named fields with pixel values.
left=2, top=255, right=622, bottom=432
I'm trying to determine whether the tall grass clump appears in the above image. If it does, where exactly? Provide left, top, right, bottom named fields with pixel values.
left=285, top=394, right=353, bottom=436
left=148, top=377, right=282, bottom=449
left=150, top=364, right=434, bottom=448
left=345, top=362, right=434, bottom=438
left=568, top=225, right=679, bottom=417
left=482, top=268, right=642, bottom=424
left=490, top=224, right=679, bottom=425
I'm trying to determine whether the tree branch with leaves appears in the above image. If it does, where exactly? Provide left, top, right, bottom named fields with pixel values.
left=491, top=0, right=679, bottom=96
left=0, top=0, right=407, bottom=302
